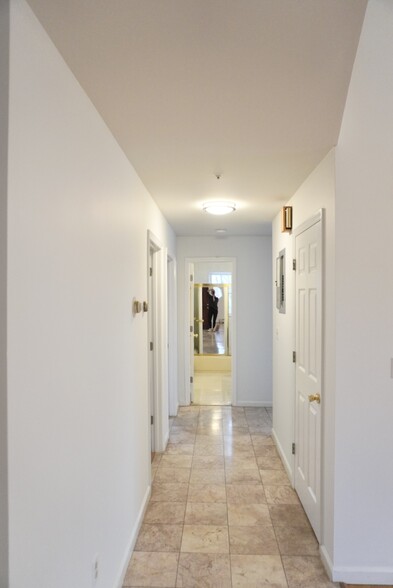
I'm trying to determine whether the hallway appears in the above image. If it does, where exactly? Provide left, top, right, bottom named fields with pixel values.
left=123, top=406, right=337, bottom=587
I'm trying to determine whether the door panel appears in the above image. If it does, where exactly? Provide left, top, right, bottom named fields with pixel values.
left=295, top=219, right=322, bottom=541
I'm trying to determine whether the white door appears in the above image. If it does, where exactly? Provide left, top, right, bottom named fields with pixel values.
left=148, top=248, right=155, bottom=457
left=294, top=216, right=322, bottom=540
left=189, top=263, right=194, bottom=403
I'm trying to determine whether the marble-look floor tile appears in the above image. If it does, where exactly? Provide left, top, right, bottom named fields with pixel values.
left=251, top=435, right=274, bottom=445
left=190, top=468, right=225, bottom=484
left=165, top=443, right=195, bottom=455
left=226, top=484, right=266, bottom=504
left=229, top=525, right=279, bottom=555
left=257, top=456, right=284, bottom=470
left=231, top=554, right=288, bottom=587
left=135, top=524, right=183, bottom=552
left=192, top=455, right=224, bottom=469
left=152, top=454, right=162, bottom=466
left=193, top=443, right=224, bottom=456
left=275, top=526, right=319, bottom=556
left=169, top=431, right=196, bottom=444
left=160, top=454, right=193, bottom=469
left=282, top=555, right=339, bottom=587
left=224, top=455, right=258, bottom=469
left=176, top=553, right=231, bottom=588
left=144, top=502, right=186, bottom=525
left=181, top=525, right=229, bottom=554
left=188, top=484, right=227, bottom=503
left=150, top=483, right=189, bottom=503
left=264, top=486, right=299, bottom=505
left=228, top=503, right=271, bottom=526
left=225, top=467, right=261, bottom=484
left=269, top=505, right=311, bottom=528
left=185, top=502, right=228, bottom=525
left=123, top=551, right=179, bottom=587
left=253, top=445, right=279, bottom=458
left=260, top=470, right=291, bottom=486
left=154, top=467, right=191, bottom=484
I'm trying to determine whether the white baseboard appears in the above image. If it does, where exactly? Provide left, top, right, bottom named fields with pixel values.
left=271, top=428, right=293, bottom=483
left=320, top=544, right=393, bottom=584
left=235, top=400, right=273, bottom=407
left=114, top=484, right=151, bottom=588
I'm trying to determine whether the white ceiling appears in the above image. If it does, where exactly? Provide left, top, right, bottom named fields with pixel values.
left=27, top=0, right=367, bottom=236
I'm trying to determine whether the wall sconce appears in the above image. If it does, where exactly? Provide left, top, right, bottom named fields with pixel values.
left=281, top=206, right=293, bottom=232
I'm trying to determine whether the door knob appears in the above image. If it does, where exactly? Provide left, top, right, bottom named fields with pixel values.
left=308, top=393, right=321, bottom=404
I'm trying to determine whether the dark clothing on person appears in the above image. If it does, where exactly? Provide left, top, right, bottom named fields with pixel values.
left=207, top=292, right=219, bottom=329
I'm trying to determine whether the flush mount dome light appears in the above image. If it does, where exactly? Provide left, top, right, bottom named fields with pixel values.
left=202, top=201, right=236, bottom=215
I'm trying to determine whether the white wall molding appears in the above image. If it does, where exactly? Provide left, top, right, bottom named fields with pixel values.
left=271, top=428, right=294, bottom=483
left=114, top=486, right=151, bottom=588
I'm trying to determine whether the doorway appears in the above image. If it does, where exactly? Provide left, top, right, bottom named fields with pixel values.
left=186, top=258, right=236, bottom=406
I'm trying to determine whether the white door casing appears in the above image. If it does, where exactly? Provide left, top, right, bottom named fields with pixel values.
left=294, top=211, right=323, bottom=541
left=189, top=263, right=194, bottom=404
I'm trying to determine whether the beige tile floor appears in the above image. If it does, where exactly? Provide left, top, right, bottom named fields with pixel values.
left=193, top=371, right=231, bottom=405
left=123, top=406, right=339, bottom=588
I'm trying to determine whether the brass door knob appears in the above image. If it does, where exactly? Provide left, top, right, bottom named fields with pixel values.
left=308, top=393, right=321, bottom=404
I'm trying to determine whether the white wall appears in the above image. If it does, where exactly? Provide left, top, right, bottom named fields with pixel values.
left=0, top=1, right=9, bottom=585
left=177, top=236, right=272, bottom=406
left=7, top=2, right=176, bottom=587
left=272, top=149, right=336, bottom=557
left=333, top=0, right=393, bottom=581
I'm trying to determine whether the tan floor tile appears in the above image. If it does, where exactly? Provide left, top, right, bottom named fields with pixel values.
left=224, top=445, right=256, bottom=458
left=251, top=435, right=274, bottom=445
left=150, top=483, right=189, bottom=503
left=160, top=454, right=193, bottom=469
left=260, top=470, right=291, bottom=486
left=225, top=467, right=261, bottom=484
left=169, top=431, right=196, bottom=444
left=181, top=525, right=229, bottom=554
left=264, top=486, right=299, bottom=505
left=154, top=467, right=191, bottom=484
left=144, top=501, right=186, bottom=525
left=176, top=553, right=231, bottom=587
left=185, top=502, right=228, bottom=525
left=123, top=551, right=179, bottom=587
left=190, top=468, right=225, bottom=484
left=253, top=445, right=279, bottom=458
left=231, top=554, right=288, bottom=587
left=269, top=505, right=311, bottom=528
left=229, top=525, right=279, bottom=555
left=188, top=484, right=227, bottom=503
left=226, top=484, right=267, bottom=504
left=135, top=524, right=183, bottom=552
left=257, top=456, right=284, bottom=470
left=228, top=503, right=271, bottom=526
left=152, top=454, right=162, bottom=466
left=275, top=526, right=319, bottom=556
left=249, top=426, right=273, bottom=436
left=224, top=455, right=258, bottom=469
left=165, top=443, right=195, bottom=455
left=194, top=443, right=224, bottom=456
left=192, top=455, right=224, bottom=469
left=282, top=555, right=339, bottom=587
left=223, top=426, right=250, bottom=435
left=151, top=468, right=158, bottom=481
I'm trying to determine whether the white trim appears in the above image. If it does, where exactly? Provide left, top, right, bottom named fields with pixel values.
left=293, top=208, right=323, bottom=238
left=271, top=428, right=294, bottom=484
left=167, top=255, right=178, bottom=417
left=184, top=257, right=236, bottom=407
left=113, top=485, right=151, bottom=588
left=319, top=545, right=334, bottom=581
left=236, top=400, right=272, bottom=407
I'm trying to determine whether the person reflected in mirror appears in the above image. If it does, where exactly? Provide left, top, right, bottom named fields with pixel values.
left=207, top=288, right=219, bottom=332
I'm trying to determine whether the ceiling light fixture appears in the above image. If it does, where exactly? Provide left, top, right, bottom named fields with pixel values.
left=203, top=201, right=236, bottom=215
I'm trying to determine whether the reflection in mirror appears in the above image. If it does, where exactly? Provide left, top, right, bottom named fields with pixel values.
left=193, top=283, right=231, bottom=356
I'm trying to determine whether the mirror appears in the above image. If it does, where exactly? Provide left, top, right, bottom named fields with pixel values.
left=193, top=283, right=231, bottom=356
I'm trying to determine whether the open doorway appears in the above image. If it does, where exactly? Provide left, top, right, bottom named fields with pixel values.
left=186, top=258, right=235, bottom=406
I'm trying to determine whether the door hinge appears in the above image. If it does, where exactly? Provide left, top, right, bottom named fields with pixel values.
left=292, top=351, right=296, bottom=363
left=149, top=266, right=153, bottom=277
left=190, top=325, right=193, bottom=333
left=151, top=415, right=154, bottom=425
left=292, top=442, right=296, bottom=455
left=190, top=376, right=193, bottom=384
left=292, top=259, right=296, bottom=271
left=150, top=341, right=153, bottom=351
left=190, top=274, right=193, bottom=282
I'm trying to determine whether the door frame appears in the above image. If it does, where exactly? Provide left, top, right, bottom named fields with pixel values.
left=293, top=208, right=324, bottom=541
left=184, top=257, right=237, bottom=406
left=147, top=231, right=169, bottom=456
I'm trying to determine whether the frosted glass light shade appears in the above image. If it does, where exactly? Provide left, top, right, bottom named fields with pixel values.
left=203, top=201, right=236, bottom=215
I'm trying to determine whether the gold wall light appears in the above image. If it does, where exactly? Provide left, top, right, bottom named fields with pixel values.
left=281, top=206, right=293, bottom=232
